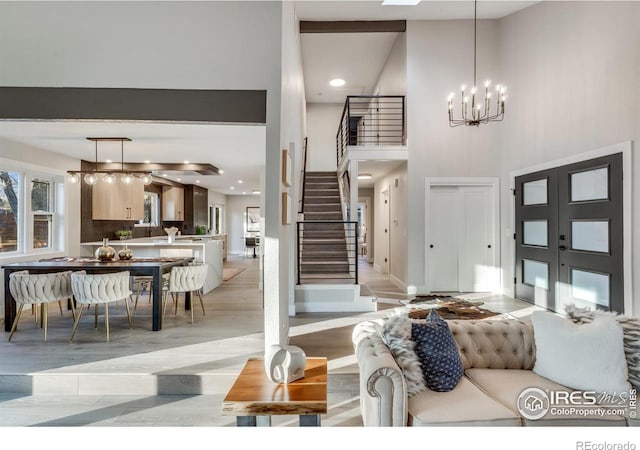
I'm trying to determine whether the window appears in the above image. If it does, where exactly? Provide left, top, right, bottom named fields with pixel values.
left=141, top=192, right=160, bottom=226
left=0, top=171, right=20, bottom=253
left=32, top=178, right=54, bottom=249
left=0, top=168, right=62, bottom=256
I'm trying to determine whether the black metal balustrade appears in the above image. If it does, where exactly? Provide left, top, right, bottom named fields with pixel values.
left=296, top=221, right=359, bottom=285
left=336, top=95, right=406, bottom=165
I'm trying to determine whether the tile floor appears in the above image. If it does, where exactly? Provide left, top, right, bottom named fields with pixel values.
left=0, top=254, right=534, bottom=428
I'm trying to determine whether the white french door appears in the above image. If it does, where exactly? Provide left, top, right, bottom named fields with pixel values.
left=427, top=181, right=498, bottom=293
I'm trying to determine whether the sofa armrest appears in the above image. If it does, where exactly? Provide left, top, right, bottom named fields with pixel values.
left=353, top=321, right=408, bottom=426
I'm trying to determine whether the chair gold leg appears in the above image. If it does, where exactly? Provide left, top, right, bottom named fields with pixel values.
left=134, top=281, right=142, bottom=310
left=124, top=296, right=132, bottom=329
left=70, top=305, right=84, bottom=342
left=197, top=290, right=205, bottom=316
left=162, top=291, right=168, bottom=321
left=94, top=304, right=99, bottom=329
left=58, top=300, right=64, bottom=316
left=174, top=292, right=179, bottom=315
left=8, top=304, right=24, bottom=342
left=32, top=304, right=37, bottom=324
left=70, top=298, right=76, bottom=321
left=43, top=303, right=48, bottom=342
left=147, top=281, right=152, bottom=303
left=191, top=296, right=194, bottom=324
left=105, top=303, right=110, bottom=342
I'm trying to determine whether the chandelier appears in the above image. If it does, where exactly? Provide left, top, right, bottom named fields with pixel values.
left=448, top=0, right=507, bottom=127
left=67, top=137, right=153, bottom=186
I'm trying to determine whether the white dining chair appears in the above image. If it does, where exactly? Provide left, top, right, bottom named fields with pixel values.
left=70, top=271, right=133, bottom=342
left=163, top=264, right=208, bottom=324
left=8, top=270, right=75, bottom=342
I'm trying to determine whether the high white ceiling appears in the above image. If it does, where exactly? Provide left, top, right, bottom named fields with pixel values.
left=0, top=121, right=265, bottom=196
left=302, top=32, right=399, bottom=103
left=295, top=1, right=539, bottom=21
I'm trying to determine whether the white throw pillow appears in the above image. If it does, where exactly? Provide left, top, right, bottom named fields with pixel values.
left=531, top=311, right=631, bottom=395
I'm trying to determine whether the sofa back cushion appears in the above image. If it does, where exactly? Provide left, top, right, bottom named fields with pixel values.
left=448, top=319, right=536, bottom=370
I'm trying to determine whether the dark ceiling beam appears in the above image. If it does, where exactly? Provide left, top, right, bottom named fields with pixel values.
left=300, top=20, right=406, bottom=33
left=85, top=161, right=220, bottom=176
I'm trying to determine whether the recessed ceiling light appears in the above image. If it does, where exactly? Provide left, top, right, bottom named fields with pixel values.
left=230, top=186, right=234, bottom=190
left=144, top=160, right=150, bottom=164
left=358, top=173, right=373, bottom=180
left=330, top=78, right=345, bottom=87
left=105, top=159, right=112, bottom=163
left=242, top=192, right=246, bottom=195
left=238, top=180, right=243, bottom=184
left=177, top=178, right=182, bottom=181
left=252, top=190, right=260, bottom=195
left=218, top=169, right=224, bottom=174
left=382, top=0, right=421, bottom=5
left=162, top=174, right=168, bottom=177
left=183, top=160, right=189, bottom=164
left=196, top=180, right=200, bottom=183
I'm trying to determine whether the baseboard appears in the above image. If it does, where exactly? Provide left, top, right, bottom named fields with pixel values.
left=389, top=274, right=407, bottom=292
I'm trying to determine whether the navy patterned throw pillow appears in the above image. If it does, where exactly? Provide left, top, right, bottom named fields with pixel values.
left=411, top=309, right=464, bottom=392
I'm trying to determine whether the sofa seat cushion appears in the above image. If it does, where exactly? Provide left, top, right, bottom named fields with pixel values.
left=465, top=369, right=627, bottom=426
left=408, top=376, right=521, bottom=426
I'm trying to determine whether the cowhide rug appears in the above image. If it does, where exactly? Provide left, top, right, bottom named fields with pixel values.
left=407, top=297, right=500, bottom=320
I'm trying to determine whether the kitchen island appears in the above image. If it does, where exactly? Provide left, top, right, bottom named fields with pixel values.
left=81, top=236, right=223, bottom=294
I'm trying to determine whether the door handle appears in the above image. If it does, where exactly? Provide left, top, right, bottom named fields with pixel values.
left=487, top=244, right=492, bottom=248
left=559, top=245, right=567, bottom=251
left=429, top=244, right=434, bottom=248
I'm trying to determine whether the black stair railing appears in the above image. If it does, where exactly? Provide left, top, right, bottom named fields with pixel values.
left=336, top=95, right=406, bottom=166
left=298, top=137, right=309, bottom=214
left=296, top=221, right=358, bottom=285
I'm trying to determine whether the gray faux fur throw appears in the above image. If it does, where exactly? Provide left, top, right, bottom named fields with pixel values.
left=380, top=311, right=426, bottom=397
left=565, top=304, right=640, bottom=391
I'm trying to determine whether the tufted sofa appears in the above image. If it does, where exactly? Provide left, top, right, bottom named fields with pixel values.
left=353, top=317, right=636, bottom=426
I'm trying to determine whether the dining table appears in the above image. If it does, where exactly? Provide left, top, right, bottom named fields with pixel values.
left=2, top=256, right=194, bottom=332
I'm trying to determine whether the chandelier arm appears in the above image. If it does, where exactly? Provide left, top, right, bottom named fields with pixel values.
left=473, top=0, right=477, bottom=89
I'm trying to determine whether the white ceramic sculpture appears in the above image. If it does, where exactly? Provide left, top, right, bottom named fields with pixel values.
left=265, top=344, right=307, bottom=384
left=164, top=227, right=179, bottom=244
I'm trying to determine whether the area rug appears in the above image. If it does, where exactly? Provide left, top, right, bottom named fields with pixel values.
left=222, top=267, right=246, bottom=281
left=407, top=297, right=501, bottom=320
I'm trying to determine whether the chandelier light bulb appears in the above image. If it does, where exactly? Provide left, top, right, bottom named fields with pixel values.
left=471, top=86, right=477, bottom=94
left=140, top=174, right=153, bottom=185
left=103, top=173, right=116, bottom=184
left=84, top=173, right=98, bottom=185
left=68, top=173, right=80, bottom=184
left=463, top=96, right=469, bottom=103
left=487, top=92, right=492, bottom=99
left=495, top=84, right=501, bottom=91
left=501, top=86, right=507, bottom=94
left=121, top=173, right=134, bottom=184
left=461, top=84, right=466, bottom=92
left=448, top=92, right=455, bottom=101
left=485, top=80, right=491, bottom=88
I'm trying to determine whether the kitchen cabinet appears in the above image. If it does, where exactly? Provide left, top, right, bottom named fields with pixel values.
left=183, top=185, right=208, bottom=235
left=162, top=186, right=185, bottom=221
left=92, top=179, right=144, bottom=220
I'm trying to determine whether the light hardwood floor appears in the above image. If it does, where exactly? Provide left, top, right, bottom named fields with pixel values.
left=0, top=254, right=533, bottom=427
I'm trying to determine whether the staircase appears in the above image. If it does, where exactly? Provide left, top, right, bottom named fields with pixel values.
left=299, top=171, right=353, bottom=284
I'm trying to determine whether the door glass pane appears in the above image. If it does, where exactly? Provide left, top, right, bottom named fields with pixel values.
left=571, top=221, right=609, bottom=253
left=571, top=269, right=610, bottom=308
left=523, top=259, right=549, bottom=290
left=571, top=167, right=608, bottom=202
left=523, top=179, right=547, bottom=205
left=523, top=220, right=548, bottom=247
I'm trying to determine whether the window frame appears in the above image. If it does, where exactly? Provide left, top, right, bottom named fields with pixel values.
left=0, top=163, right=64, bottom=259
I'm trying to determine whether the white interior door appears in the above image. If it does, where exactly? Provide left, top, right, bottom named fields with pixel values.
left=381, top=188, right=390, bottom=273
left=459, top=186, right=495, bottom=292
left=428, top=183, right=497, bottom=293
left=428, top=186, right=459, bottom=291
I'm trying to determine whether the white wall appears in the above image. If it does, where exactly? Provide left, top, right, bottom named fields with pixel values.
left=225, top=195, right=261, bottom=255
left=279, top=2, right=307, bottom=325
left=373, top=32, right=406, bottom=96
left=305, top=103, right=343, bottom=172
left=359, top=187, right=374, bottom=263
left=496, top=1, right=640, bottom=314
left=373, top=163, right=408, bottom=289
left=406, top=19, right=501, bottom=293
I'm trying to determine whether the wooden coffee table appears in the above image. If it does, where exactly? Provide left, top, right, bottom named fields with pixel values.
left=222, top=357, right=327, bottom=426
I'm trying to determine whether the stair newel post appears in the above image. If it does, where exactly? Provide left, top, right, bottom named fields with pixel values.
left=296, top=221, right=301, bottom=285
left=354, top=221, right=359, bottom=285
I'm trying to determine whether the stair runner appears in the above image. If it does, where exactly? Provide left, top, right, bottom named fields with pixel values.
left=300, top=171, right=353, bottom=284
